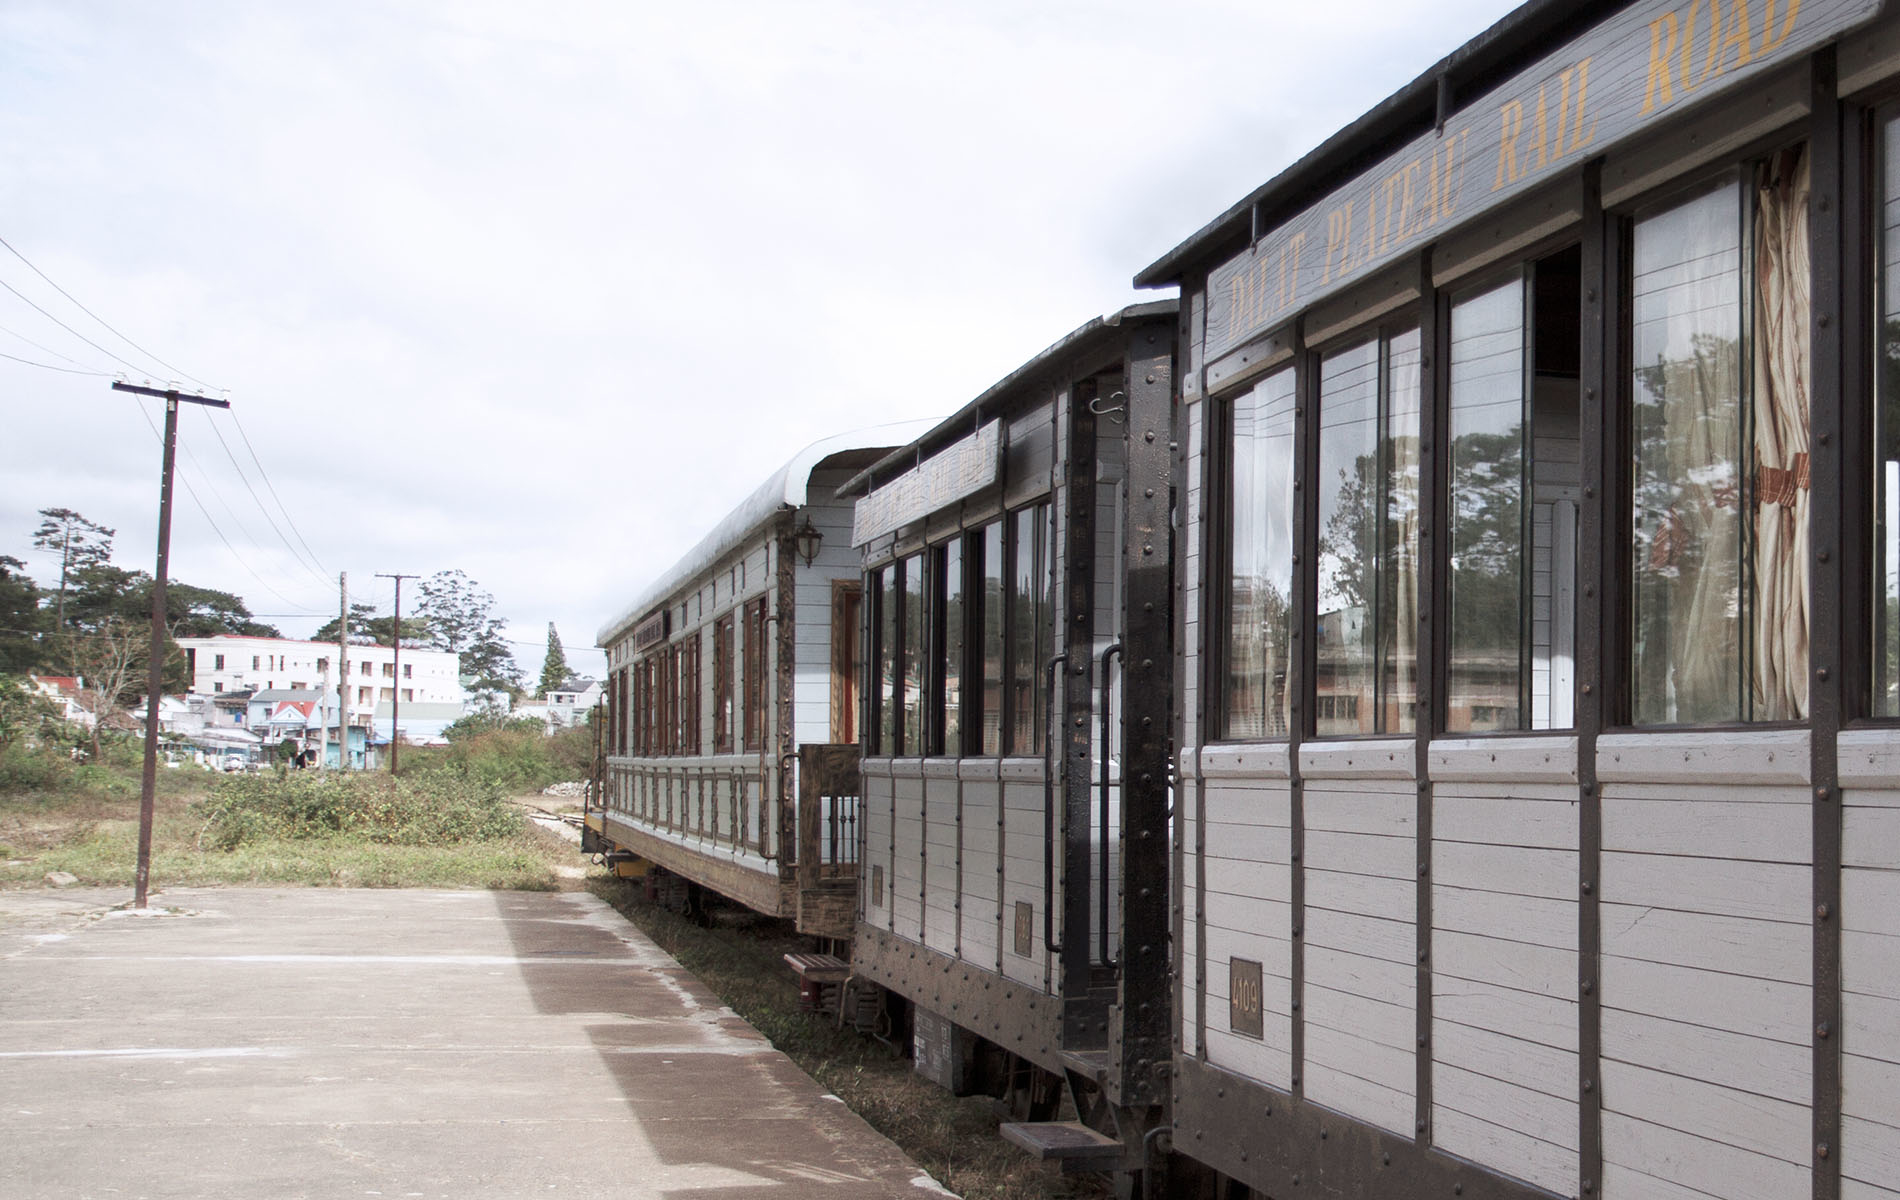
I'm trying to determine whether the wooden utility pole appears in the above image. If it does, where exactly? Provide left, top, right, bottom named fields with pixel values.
left=112, top=381, right=231, bottom=910
left=375, top=572, right=418, bottom=774
left=337, top=572, right=349, bottom=769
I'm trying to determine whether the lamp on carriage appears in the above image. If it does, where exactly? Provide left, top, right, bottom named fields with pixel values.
left=792, top=516, right=824, bottom=566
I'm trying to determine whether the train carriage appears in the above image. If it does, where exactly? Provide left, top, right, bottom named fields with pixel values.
left=838, top=303, right=1178, bottom=1159
left=590, top=421, right=931, bottom=936
left=1137, top=1, right=1900, bottom=1198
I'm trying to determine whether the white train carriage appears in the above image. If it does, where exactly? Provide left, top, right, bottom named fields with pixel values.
left=839, top=303, right=1177, bottom=1145
left=1137, top=0, right=1900, bottom=1197
left=590, top=422, right=931, bottom=937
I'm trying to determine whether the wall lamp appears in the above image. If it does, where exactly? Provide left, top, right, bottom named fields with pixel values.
left=792, top=516, right=824, bottom=566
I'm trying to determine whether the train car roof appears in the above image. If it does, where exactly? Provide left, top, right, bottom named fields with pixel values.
left=596, top=418, right=938, bottom=648
left=836, top=299, right=1178, bottom=502
left=1133, top=0, right=1599, bottom=287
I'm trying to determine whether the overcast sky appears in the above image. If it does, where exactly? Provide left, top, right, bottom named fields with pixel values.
left=0, top=0, right=1520, bottom=686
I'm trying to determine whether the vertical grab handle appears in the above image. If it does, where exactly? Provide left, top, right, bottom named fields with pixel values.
left=1098, top=642, right=1123, bottom=966
left=1043, top=652, right=1068, bottom=955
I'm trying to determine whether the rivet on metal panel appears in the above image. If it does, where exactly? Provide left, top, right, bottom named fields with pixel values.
left=1292, top=999, right=1300, bottom=1011
left=1417, top=1120, right=1427, bottom=1132
left=1582, top=683, right=1593, bottom=695
left=1819, top=313, right=1831, bottom=328
left=1383, top=1153, right=1392, bottom=1166
left=1819, top=549, right=1831, bottom=563
left=1583, top=1079, right=1594, bottom=1092
left=1819, top=1143, right=1831, bottom=1159
left=1418, top=1035, right=1428, bottom=1047
left=1818, top=667, right=1831, bottom=681
left=1818, top=903, right=1831, bottom=919
left=1319, top=1128, right=1327, bottom=1140
left=1145, top=432, right=1156, bottom=442
left=1581, top=881, right=1593, bottom=894
left=1818, top=786, right=1832, bottom=800
left=1582, top=980, right=1594, bottom=995
left=1418, top=863, right=1429, bottom=876
left=1818, top=1023, right=1831, bottom=1039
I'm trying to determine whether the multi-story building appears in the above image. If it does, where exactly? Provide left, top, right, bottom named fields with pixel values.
left=173, top=634, right=463, bottom=729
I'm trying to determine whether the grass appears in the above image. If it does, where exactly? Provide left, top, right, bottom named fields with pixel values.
left=590, top=878, right=1108, bottom=1200
left=1, top=742, right=576, bottom=892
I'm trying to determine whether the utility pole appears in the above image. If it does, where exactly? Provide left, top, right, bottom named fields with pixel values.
left=113, top=381, right=231, bottom=910
left=338, top=572, right=349, bottom=770
left=375, top=572, right=418, bottom=774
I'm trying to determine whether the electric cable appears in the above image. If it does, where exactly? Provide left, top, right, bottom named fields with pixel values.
left=0, top=233, right=217, bottom=390
left=193, top=407, right=333, bottom=588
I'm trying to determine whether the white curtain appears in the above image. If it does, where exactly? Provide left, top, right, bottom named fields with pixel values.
left=1753, top=146, right=1811, bottom=721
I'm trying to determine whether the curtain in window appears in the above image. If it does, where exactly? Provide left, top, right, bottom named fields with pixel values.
left=1752, top=146, right=1811, bottom=721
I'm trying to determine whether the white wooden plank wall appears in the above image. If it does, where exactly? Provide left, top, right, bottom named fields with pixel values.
left=1530, top=419, right=1580, bottom=730
left=1837, top=733, right=1900, bottom=1200
left=960, top=777, right=1003, bottom=971
left=891, top=766, right=925, bottom=941
left=1181, top=749, right=1204, bottom=1056
left=923, top=772, right=960, bottom=956
left=789, top=478, right=860, bottom=747
left=1002, top=772, right=1050, bottom=987
left=1198, top=762, right=1294, bottom=1089
left=862, top=765, right=894, bottom=931
left=1597, top=733, right=1813, bottom=1200
left=1299, top=741, right=1418, bottom=1137
left=1429, top=768, right=1580, bottom=1197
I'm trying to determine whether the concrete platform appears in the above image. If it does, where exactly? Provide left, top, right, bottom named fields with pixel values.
left=0, top=887, right=951, bottom=1199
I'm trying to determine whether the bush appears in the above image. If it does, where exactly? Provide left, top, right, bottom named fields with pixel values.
left=402, top=722, right=594, bottom=795
left=195, top=767, right=525, bottom=851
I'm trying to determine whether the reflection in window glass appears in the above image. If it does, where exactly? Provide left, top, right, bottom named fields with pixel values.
left=901, top=554, right=926, bottom=755
left=875, top=566, right=897, bottom=753
left=1316, top=331, right=1419, bottom=735
left=1631, top=154, right=1809, bottom=724
left=1448, top=278, right=1527, bottom=732
left=1225, top=367, right=1296, bottom=738
left=1879, top=120, right=1900, bottom=715
left=1009, top=505, right=1050, bottom=755
left=940, top=539, right=964, bottom=754
left=979, top=522, right=1004, bottom=755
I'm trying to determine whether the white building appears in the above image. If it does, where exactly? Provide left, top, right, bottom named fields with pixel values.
left=173, top=635, right=464, bottom=729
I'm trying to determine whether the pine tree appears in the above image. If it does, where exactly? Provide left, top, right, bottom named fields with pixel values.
left=538, top=623, right=570, bottom=697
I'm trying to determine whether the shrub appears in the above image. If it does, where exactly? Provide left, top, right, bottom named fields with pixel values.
left=195, top=768, right=524, bottom=851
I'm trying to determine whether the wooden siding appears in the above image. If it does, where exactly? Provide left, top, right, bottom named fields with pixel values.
left=1836, top=732, right=1900, bottom=1200
left=1199, top=766, right=1295, bottom=1088
left=1428, top=739, right=1580, bottom=1197
left=1299, top=740, right=1417, bottom=1137
left=1001, top=763, right=1050, bottom=988
left=891, top=764, right=925, bottom=942
left=1596, top=732, right=1813, bottom=1200
left=923, top=767, right=959, bottom=956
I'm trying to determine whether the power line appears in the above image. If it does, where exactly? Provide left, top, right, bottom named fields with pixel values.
left=130, top=399, right=329, bottom=617
left=227, top=409, right=329, bottom=577
left=0, top=348, right=115, bottom=376
left=0, top=233, right=217, bottom=390
left=0, top=317, right=102, bottom=369
left=193, top=407, right=332, bottom=588
left=0, top=274, right=157, bottom=378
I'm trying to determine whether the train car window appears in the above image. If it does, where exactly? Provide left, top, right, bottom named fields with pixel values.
left=1223, top=365, right=1296, bottom=739
left=712, top=615, right=734, bottom=753
left=742, top=597, right=766, bottom=752
left=1877, top=116, right=1900, bottom=716
left=934, top=539, right=966, bottom=756
left=978, top=521, right=1004, bottom=755
left=901, top=552, right=927, bottom=756
left=1316, top=328, right=1421, bottom=736
left=872, top=566, right=898, bottom=755
left=1444, top=254, right=1580, bottom=735
left=1630, top=150, right=1809, bottom=724
left=1007, top=503, right=1051, bottom=754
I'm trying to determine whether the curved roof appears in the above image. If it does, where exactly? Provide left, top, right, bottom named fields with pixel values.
left=596, top=418, right=938, bottom=647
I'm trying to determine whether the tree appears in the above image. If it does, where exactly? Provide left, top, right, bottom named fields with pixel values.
left=415, top=570, right=520, bottom=694
left=63, top=617, right=145, bottom=761
left=0, top=556, right=47, bottom=675
left=313, top=603, right=428, bottom=647
left=32, top=508, right=114, bottom=630
left=538, top=623, right=570, bottom=696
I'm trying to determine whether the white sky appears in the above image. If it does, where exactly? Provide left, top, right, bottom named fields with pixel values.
left=0, top=0, right=1521, bottom=685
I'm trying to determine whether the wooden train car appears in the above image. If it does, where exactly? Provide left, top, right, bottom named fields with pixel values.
left=590, top=421, right=932, bottom=938
left=1137, top=0, right=1900, bottom=1197
left=837, top=303, right=1177, bottom=1160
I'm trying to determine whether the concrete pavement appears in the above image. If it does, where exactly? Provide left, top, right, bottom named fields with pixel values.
left=0, top=886, right=951, bottom=1199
